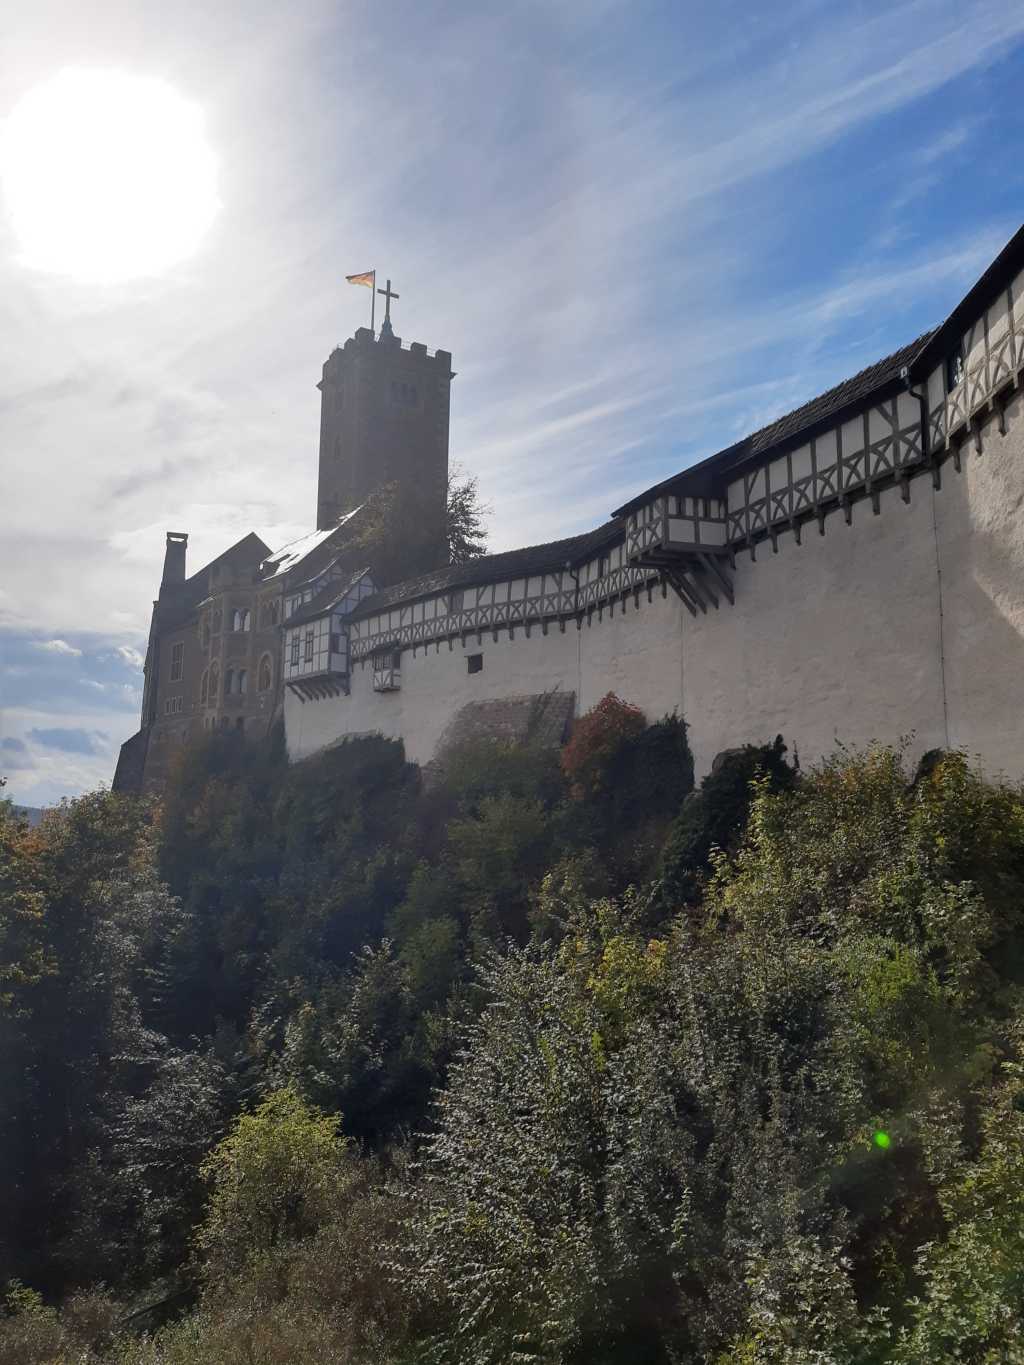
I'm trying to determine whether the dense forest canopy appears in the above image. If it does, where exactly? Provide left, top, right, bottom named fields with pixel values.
left=3, top=699, right=1024, bottom=1363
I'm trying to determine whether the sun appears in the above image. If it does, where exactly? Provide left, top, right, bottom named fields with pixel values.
left=0, top=68, right=219, bottom=285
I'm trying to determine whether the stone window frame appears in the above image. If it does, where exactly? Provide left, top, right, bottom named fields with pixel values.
left=258, top=653, right=273, bottom=692
left=169, top=641, right=184, bottom=682
left=231, top=608, right=251, bottom=633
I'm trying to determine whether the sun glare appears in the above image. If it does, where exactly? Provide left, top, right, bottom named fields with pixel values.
left=0, top=68, right=219, bottom=285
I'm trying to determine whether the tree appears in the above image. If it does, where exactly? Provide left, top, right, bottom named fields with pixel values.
left=196, top=1088, right=349, bottom=1281
left=446, top=465, right=490, bottom=564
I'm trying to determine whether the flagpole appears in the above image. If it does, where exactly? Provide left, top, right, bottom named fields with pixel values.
left=371, top=270, right=376, bottom=336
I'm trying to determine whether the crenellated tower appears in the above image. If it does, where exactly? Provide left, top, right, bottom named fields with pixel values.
left=315, top=320, right=454, bottom=575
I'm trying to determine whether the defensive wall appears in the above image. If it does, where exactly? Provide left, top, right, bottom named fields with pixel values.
left=284, top=236, right=1024, bottom=781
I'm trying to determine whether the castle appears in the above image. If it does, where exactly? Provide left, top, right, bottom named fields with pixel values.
left=114, top=223, right=1024, bottom=794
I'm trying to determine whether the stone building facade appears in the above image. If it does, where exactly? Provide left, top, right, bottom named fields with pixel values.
left=117, top=222, right=1024, bottom=794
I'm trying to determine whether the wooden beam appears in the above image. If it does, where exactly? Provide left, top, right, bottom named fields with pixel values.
left=700, top=553, right=734, bottom=605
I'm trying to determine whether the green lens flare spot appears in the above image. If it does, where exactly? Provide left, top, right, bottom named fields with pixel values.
left=872, top=1130, right=892, bottom=1150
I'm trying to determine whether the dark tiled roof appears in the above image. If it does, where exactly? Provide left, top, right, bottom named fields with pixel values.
left=350, top=521, right=621, bottom=618
left=613, top=332, right=935, bottom=515
left=912, top=222, right=1024, bottom=376
left=286, top=569, right=373, bottom=626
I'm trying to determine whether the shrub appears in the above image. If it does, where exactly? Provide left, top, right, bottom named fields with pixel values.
left=196, top=1089, right=349, bottom=1281
left=561, top=694, right=646, bottom=800
left=659, top=735, right=792, bottom=907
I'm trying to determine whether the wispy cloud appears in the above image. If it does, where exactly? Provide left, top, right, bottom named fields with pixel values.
left=34, top=638, right=82, bottom=657
left=29, top=726, right=106, bottom=755
left=1, top=0, right=1023, bottom=798
left=115, top=645, right=144, bottom=669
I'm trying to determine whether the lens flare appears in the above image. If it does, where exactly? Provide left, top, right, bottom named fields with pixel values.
left=872, top=1130, right=892, bottom=1150
left=0, top=68, right=219, bottom=284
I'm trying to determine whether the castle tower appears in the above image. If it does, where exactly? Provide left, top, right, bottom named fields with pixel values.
left=315, top=323, right=454, bottom=574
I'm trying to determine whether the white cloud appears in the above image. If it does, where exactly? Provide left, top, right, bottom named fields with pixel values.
left=34, top=638, right=81, bottom=657
left=115, top=645, right=144, bottom=669
left=2, top=0, right=1023, bottom=798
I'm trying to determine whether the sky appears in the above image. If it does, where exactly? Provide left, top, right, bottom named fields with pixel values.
left=2, top=0, right=1024, bottom=807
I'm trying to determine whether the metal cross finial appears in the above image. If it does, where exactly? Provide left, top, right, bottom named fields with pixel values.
left=376, top=278, right=400, bottom=335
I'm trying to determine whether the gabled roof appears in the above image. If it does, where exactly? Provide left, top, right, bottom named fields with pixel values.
left=911, top=221, right=1024, bottom=377
left=349, top=522, right=621, bottom=619
left=285, top=568, right=374, bottom=627
left=612, top=333, right=932, bottom=516
left=261, top=508, right=363, bottom=582
left=157, top=531, right=271, bottom=629
left=614, top=221, right=1024, bottom=519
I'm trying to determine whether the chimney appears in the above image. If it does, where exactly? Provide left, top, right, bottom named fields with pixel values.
left=161, top=532, right=188, bottom=587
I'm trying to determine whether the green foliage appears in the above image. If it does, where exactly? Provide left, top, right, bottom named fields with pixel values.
left=9, top=733, right=1024, bottom=1363
left=197, top=1089, right=348, bottom=1279
left=659, top=734, right=792, bottom=906
left=560, top=692, right=647, bottom=800
left=446, top=465, right=491, bottom=564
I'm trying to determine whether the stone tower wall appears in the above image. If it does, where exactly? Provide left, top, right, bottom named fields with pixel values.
left=316, top=328, right=453, bottom=573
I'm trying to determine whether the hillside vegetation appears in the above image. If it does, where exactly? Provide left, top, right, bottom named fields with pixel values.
left=3, top=698, right=1024, bottom=1363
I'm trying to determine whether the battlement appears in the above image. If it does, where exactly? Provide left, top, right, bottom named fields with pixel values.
left=324, top=330, right=452, bottom=374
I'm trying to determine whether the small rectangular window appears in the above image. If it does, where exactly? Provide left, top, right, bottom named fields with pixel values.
left=290, top=636, right=300, bottom=666
left=304, top=629, right=315, bottom=662
left=467, top=653, right=483, bottom=674
left=448, top=589, right=464, bottom=614
left=170, top=641, right=184, bottom=682
left=946, top=347, right=965, bottom=390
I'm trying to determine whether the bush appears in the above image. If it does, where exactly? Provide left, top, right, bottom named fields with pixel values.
left=196, top=1089, right=349, bottom=1281
left=561, top=694, right=646, bottom=800
left=659, top=735, right=792, bottom=907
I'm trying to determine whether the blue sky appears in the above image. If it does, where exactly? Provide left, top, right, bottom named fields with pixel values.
left=2, top=0, right=1024, bottom=806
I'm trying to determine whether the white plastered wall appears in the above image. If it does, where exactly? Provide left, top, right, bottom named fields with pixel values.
left=286, top=379, right=1024, bottom=784
left=285, top=587, right=685, bottom=767
left=681, top=480, right=949, bottom=776
left=933, top=388, right=1024, bottom=777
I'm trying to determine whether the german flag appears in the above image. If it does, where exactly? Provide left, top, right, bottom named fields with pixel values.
left=345, top=271, right=375, bottom=288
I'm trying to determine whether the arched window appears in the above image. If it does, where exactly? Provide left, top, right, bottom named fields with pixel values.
left=231, top=608, right=251, bottom=633
left=200, top=669, right=208, bottom=704
left=237, top=669, right=248, bottom=695
left=209, top=663, right=220, bottom=701
left=258, top=654, right=273, bottom=692
left=225, top=668, right=234, bottom=696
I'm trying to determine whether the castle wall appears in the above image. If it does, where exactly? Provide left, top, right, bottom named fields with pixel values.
left=287, top=381, right=1024, bottom=786
left=285, top=585, right=685, bottom=766
left=680, top=478, right=949, bottom=776
left=934, top=387, right=1024, bottom=771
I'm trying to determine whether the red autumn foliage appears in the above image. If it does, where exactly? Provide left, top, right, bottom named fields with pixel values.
left=560, top=692, right=646, bottom=800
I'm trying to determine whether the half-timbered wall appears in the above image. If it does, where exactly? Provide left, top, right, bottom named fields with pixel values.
left=285, top=269, right=1024, bottom=784
left=284, top=616, right=342, bottom=682
left=723, top=390, right=924, bottom=542
left=346, top=540, right=656, bottom=662
left=925, top=266, right=1024, bottom=451
left=286, top=579, right=686, bottom=766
